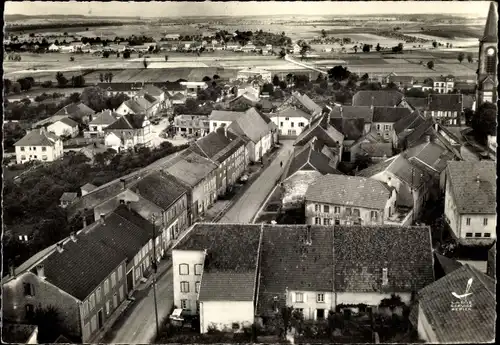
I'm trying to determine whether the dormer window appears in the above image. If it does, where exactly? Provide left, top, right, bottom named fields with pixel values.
left=382, top=268, right=388, bottom=285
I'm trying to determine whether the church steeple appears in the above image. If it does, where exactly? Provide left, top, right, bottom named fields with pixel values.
left=481, top=1, right=498, bottom=43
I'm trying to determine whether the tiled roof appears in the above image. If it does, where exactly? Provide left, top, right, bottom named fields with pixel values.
left=428, top=94, right=463, bottom=112
left=228, top=108, right=271, bottom=144
left=259, top=98, right=275, bottom=112
left=60, top=192, right=78, bottom=202
left=404, top=141, right=456, bottom=173
left=359, top=142, right=393, bottom=158
left=291, top=91, right=322, bottom=115
left=334, top=225, right=434, bottom=292
left=141, top=84, right=164, bottom=97
left=294, top=114, right=344, bottom=147
left=58, top=117, right=79, bottom=127
left=283, top=145, right=341, bottom=180
left=372, top=106, right=411, bottom=123
left=14, top=128, right=60, bottom=146
left=174, top=223, right=262, bottom=273
left=418, top=265, right=495, bottom=343
left=257, top=225, right=335, bottom=315
left=330, top=105, right=373, bottom=123
left=122, top=99, right=147, bottom=114
left=89, top=110, right=119, bottom=125
left=2, top=323, right=37, bottom=344
left=106, top=114, right=147, bottom=130
left=189, top=130, right=233, bottom=160
left=352, top=91, right=404, bottom=107
left=331, top=117, right=365, bottom=142
left=54, top=102, right=95, bottom=118
left=401, top=118, right=434, bottom=147
left=306, top=174, right=391, bottom=210
left=405, top=97, right=428, bottom=111
left=132, top=171, right=187, bottom=210
left=163, top=150, right=217, bottom=187
left=275, top=106, right=312, bottom=120
left=229, top=93, right=259, bottom=105
left=199, top=272, right=255, bottom=301
left=446, top=161, right=496, bottom=214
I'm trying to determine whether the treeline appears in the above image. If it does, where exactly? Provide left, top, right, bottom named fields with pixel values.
left=6, top=21, right=126, bottom=33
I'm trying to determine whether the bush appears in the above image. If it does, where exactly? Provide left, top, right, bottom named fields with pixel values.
left=41, top=80, right=53, bottom=88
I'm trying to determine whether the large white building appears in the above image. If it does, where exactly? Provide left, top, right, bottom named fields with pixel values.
left=14, top=127, right=64, bottom=164
left=236, top=68, right=272, bottom=83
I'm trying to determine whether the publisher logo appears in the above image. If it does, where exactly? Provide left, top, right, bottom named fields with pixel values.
left=450, top=278, right=473, bottom=311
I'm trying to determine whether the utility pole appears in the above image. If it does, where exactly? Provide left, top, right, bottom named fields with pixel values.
left=151, top=213, right=160, bottom=337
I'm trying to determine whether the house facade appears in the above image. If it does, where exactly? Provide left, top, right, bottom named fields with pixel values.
left=236, top=68, right=272, bottom=83
left=14, top=128, right=64, bottom=164
left=432, top=76, right=455, bottom=94
left=104, top=114, right=152, bottom=151
left=47, top=118, right=79, bottom=138
left=84, top=110, right=118, bottom=138
left=424, top=94, right=463, bottom=126
left=443, top=161, right=496, bottom=243
left=173, top=115, right=210, bottom=137
left=270, top=106, right=311, bottom=137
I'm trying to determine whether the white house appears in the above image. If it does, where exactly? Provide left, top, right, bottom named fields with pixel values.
left=180, top=82, right=208, bottom=98
left=14, top=127, right=64, bottom=164
left=271, top=106, right=312, bottom=137
left=305, top=174, right=401, bottom=226
left=84, top=110, right=119, bottom=138
left=236, top=68, right=272, bottom=83
left=47, top=117, right=80, bottom=138
left=444, top=161, right=496, bottom=244
left=104, top=114, right=152, bottom=151
left=48, top=43, right=60, bottom=52
left=433, top=75, right=455, bottom=94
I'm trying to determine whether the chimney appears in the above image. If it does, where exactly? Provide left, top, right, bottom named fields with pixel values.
left=36, top=264, right=45, bottom=279
left=100, top=214, right=105, bottom=224
left=120, top=178, right=126, bottom=190
left=56, top=242, right=63, bottom=253
left=126, top=201, right=132, bottom=210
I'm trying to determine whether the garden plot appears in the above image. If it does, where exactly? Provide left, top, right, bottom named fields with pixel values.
left=343, top=33, right=404, bottom=46
left=382, top=58, right=409, bottom=64
left=146, top=61, right=209, bottom=68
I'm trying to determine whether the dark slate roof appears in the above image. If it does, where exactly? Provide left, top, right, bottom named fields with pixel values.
left=418, top=265, right=495, bottom=343
left=393, top=110, right=425, bottom=135
left=35, top=211, right=138, bottom=300
left=257, top=225, right=335, bottom=315
left=189, top=130, right=233, bottom=160
left=106, top=114, right=147, bottom=130
left=352, top=91, right=404, bottom=107
left=481, top=1, right=498, bottom=42
left=331, top=117, right=366, bottom=141
left=132, top=171, right=187, bottom=210
left=446, top=161, right=496, bottom=214
left=294, top=114, right=344, bottom=147
left=428, top=94, right=463, bottom=112
left=229, top=108, right=271, bottom=143
left=14, top=128, right=60, bottom=146
left=404, top=141, right=456, bottom=174
left=199, top=272, right=255, bottom=302
left=306, top=174, right=391, bottom=210
left=400, top=118, right=434, bottom=147
left=2, top=323, right=37, bottom=344
left=174, top=223, right=262, bottom=273
left=372, top=106, right=411, bottom=123
left=283, top=145, right=341, bottom=180
left=334, top=225, right=434, bottom=292
left=405, top=97, right=429, bottom=111
left=330, top=105, right=373, bottom=123
left=434, top=253, right=463, bottom=275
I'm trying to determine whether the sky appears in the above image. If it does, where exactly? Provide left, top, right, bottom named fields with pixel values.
left=5, top=1, right=492, bottom=17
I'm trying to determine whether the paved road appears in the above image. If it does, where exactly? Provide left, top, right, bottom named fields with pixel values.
left=219, top=140, right=294, bottom=224
left=109, top=268, right=173, bottom=344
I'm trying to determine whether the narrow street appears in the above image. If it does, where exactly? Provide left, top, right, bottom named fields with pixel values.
left=219, top=140, right=293, bottom=223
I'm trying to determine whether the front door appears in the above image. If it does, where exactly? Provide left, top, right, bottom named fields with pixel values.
left=127, top=270, right=133, bottom=293
left=97, top=309, right=103, bottom=329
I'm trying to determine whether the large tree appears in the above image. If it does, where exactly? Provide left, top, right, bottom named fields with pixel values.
left=81, top=86, right=108, bottom=112
left=328, top=65, right=351, bottom=81
left=471, top=102, right=497, bottom=144
left=30, top=306, right=65, bottom=343
left=457, top=52, right=464, bottom=64
left=272, top=75, right=280, bottom=86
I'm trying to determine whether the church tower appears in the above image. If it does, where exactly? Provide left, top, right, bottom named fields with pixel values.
left=476, top=1, right=498, bottom=106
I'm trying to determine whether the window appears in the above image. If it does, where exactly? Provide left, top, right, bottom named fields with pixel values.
left=323, top=205, right=330, bottom=213
left=20, top=147, right=25, bottom=151
left=370, top=211, right=378, bottom=220
left=465, top=232, right=473, bottom=238
left=295, top=292, right=304, bottom=303
left=181, top=299, right=189, bottom=310
left=42, top=147, right=47, bottom=152
left=376, top=124, right=381, bottom=130
left=345, top=208, right=352, bottom=216
left=323, top=218, right=330, bottom=226
left=180, top=281, right=190, bottom=293
left=317, top=309, right=325, bottom=320
left=317, top=293, right=325, bottom=303
left=21, top=155, right=26, bottom=160
left=315, top=217, right=321, bottom=225
left=111, top=272, right=117, bottom=287
left=117, top=267, right=122, bottom=282
left=334, top=206, right=340, bottom=214
left=483, top=218, right=488, bottom=226
left=335, top=219, right=340, bottom=225
left=179, top=264, right=189, bottom=275
left=382, top=268, right=388, bottom=285
left=474, top=233, right=482, bottom=238
left=466, top=218, right=471, bottom=226
left=486, top=55, right=496, bottom=73
left=384, top=125, right=390, bottom=130
left=104, top=279, right=109, bottom=295
left=353, top=209, right=360, bottom=217
left=23, top=283, right=34, bottom=296
left=285, top=117, right=290, bottom=120
left=106, top=300, right=111, bottom=315
left=96, top=287, right=101, bottom=303
left=42, top=155, right=47, bottom=161
left=290, top=122, right=294, bottom=127
left=89, top=294, right=95, bottom=311
left=213, top=122, right=217, bottom=127
left=33, top=155, right=37, bottom=159
left=314, top=204, right=320, bottom=212
left=194, top=264, right=203, bottom=275
left=195, top=281, right=201, bottom=293
left=119, top=285, right=124, bottom=301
